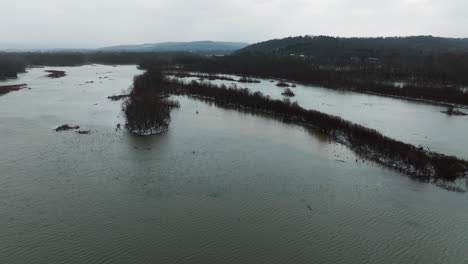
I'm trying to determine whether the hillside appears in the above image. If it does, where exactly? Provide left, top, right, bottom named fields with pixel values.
left=236, top=36, right=468, bottom=57
left=100, top=41, right=249, bottom=54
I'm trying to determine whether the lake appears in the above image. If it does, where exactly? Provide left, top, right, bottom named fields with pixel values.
left=1, top=65, right=467, bottom=263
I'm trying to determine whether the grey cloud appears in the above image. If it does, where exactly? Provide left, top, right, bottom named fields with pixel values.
left=0, top=0, right=466, bottom=48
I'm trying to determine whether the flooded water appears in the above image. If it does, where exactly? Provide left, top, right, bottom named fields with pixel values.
left=178, top=74, right=468, bottom=158
left=1, top=66, right=467, bottom=263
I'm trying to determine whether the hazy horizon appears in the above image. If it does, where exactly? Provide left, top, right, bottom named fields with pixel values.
left=1, top=0, right=467, bottom=49
left=0, top=40, right=250, bottom=51
left=2, top=35, right=468, bottom=51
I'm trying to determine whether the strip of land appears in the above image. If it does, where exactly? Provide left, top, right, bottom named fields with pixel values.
left=161, top=78, right=467, bottom=189
left=0, top=84, right=27, bottom=96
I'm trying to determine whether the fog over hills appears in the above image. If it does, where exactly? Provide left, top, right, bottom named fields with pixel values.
left=99, top=41, right=249, bottom=54
left=0, top=41, right=249, bottom=54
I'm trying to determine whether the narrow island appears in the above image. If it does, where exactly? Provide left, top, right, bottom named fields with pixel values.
left=121, top=68, right=468, bottom=190
left=0, top=84, right=27, bottom=96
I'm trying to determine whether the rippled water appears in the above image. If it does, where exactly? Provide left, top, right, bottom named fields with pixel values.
left=1, top=66, right=467, bottom=263
left=178, top=74, right=468, bottom=158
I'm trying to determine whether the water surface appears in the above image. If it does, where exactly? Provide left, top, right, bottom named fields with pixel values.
left=1, top=66, right=467, bottom=263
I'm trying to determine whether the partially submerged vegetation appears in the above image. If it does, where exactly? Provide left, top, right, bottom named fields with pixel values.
left=122, top=68, right=179, bottom=135
left=237, top=76, right=260, bottom=83
left=54, top=125, right=91, bottom=134
left=0, top=84, right=27, bottom=96
left=276, top=81, right=291, bottom=87
left=164, top=78, right=467, bottom=187
left=441, top=106, right=467, bottom=116
left=107, top=94, right=130, bottom=101
left=45, top=70, right=66, bottom=78
left=282, top=88, right=295, bottom=97
left=166, top=72, right=261, bottom=84
left=166, top=72, right=236, bottom=82
left=55, top=124, right=80, bottom=131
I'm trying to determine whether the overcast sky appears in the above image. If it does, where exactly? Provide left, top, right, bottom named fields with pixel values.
left=0, top=0, right=466, bottom=48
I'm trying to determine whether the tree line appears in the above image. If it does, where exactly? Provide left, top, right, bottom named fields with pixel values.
left=143, top=54, right=468, bottom=106
left=0, top=54, right=26, bottom=80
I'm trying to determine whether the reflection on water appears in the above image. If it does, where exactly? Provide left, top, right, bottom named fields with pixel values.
left=1, top=66, right=467, bottom=264
left=178, top=74, right=468, bottom=158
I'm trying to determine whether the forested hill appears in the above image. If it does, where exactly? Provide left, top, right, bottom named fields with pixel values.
left=100, top=41, right=249, bottom=54
left=236, top=36, right=468, bottom=57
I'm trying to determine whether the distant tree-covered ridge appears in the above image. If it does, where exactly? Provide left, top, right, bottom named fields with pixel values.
left=232, top=36, right=468, bottom=85
left=236, top=35, right=468, bottom=57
